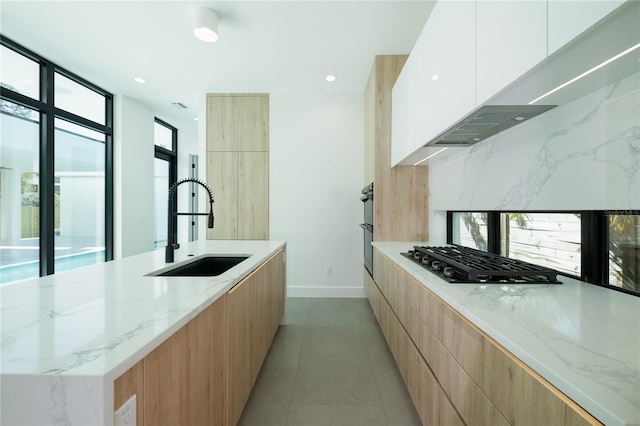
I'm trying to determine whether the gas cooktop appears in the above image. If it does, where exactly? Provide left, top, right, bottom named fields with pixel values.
left=402, top=245, right=562, bottom=284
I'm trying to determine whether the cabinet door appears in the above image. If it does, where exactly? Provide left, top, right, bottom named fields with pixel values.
left=143, top=296, right=227, bottom=426
left=207, top=95, right=236, bottom=151
left=548, top=0, right=625, bottom=55
left=207, top=152, right=238, bottom=239
left=412, top=0, right=476, bottom=147
left=238, top=152, right=269, bottom=240
left=237, top=95, right=269, bottom=152
left=476, top=0, right=547, bottom=105
left=227, top=276, right=254, bottom=426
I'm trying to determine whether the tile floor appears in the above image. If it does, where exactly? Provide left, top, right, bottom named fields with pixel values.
left=238, top=297, right=422, bottom=426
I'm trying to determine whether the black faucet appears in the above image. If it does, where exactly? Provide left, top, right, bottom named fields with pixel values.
left=166, top=178, right=215, bottom=263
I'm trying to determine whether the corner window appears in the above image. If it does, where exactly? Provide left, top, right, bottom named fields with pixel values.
left=0, top=37, right=113, bottom=285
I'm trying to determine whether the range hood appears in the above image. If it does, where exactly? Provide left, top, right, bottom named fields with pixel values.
left=412, top=0, right=639, bottom=159
left=424, top=105, right=556, bottom=148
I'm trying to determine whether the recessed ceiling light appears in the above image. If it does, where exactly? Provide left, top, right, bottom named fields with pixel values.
left=431, top=74, right=439, bottom=81
left=325, top=75, right=337, bottom=82
left=513, top=116, right=525, bottom=121
left=194, top=117, right=199, bottom=121
left=134, top=77, right=146, bottom=84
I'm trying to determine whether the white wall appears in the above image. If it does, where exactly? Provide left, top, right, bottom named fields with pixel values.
left=114, top=95, right=154, bottom=258
left=270, top=93, right=365, bottom=298
left=429, top=72, right=640, bottom=243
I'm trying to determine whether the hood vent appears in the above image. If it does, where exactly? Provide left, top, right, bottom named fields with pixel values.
left=425, top=105, right=556, bottom=148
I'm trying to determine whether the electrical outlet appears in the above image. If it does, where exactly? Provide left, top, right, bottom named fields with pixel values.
left=114, top=394, right=136, bottom=426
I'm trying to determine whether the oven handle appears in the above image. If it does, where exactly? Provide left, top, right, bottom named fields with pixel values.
left=360, top=223, right=373, bottom=232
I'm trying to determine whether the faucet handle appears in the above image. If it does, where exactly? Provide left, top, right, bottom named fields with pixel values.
left=173, top=243, right=180, bottom=250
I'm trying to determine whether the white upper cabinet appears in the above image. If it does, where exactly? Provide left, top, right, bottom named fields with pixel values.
left=548, top=0, right=626, bottom=55
left=476, top=0, right=547, bottom=105
left=391, top=0, right=475, bottom=165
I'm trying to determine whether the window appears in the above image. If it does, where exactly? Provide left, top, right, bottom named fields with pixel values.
left=153, top=119, right=177, bottom=249
left=447, top=210, right=639, bottom=296
left=0, top=37, right=113, bottom=285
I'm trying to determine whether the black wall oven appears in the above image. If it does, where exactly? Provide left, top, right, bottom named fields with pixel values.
left=360, top=183, right=374, bottom=276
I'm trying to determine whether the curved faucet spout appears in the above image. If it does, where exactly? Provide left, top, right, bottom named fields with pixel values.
left=166, top=178, right=215, bottom=263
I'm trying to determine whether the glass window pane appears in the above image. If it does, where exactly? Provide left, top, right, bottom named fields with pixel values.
left=154, top=121, right=173, bottom=150
left=0, top=102, right=40, bottom=285
left=154, top=158, right=169, bottom=249
left=0, top=45, right=40, bottom=100
left=451, top=212, right=488, bottom=251
left=608, top=214, right=639, bottom=293
left=54, top=118, right=105, bottom=273
left=501, top=213, right=581, bottom=276
left=54, top=72, right=105, bottom=125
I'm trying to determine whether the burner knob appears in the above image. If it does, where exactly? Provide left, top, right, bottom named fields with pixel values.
left=443, top=266, right=454, bottom=278
left=431, top=261, right=444, bottom=271
left=477, top=274, right=489, bottom=283
left=413, top=252, right=422, bottom=260
left=421, top=256, right=430, bottom=265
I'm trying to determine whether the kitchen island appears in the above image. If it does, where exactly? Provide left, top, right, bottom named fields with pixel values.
left=371, top=241, right=639, bottom=426
left=0, top=239, right=286, bottom=426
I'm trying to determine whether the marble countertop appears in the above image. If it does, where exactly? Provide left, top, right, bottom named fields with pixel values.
left=373, top=242, right=640, bottom=426
left=1, top=239, right=286, bottom=424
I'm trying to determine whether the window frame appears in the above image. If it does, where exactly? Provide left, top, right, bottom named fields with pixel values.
left=1, top=35, right=114, bottom=277
left=447, top=210, right=639, bottom=297
left=154, top=118, right=178, bottom=247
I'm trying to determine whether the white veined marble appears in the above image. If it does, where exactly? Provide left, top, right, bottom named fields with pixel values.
left=0, top=239, right=286, bottom=425
left=429, top=72, right=640, bottom=242
left=373, top=241, right=640, bottom=426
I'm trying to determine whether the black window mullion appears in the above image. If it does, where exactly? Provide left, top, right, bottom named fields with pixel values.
left=582, top=211, right=607, bottom=285
left=104, top=95, right=114, bottom=262
left=39, top=63, right=55, bottom=277
left=486, top=212, right=501, bottom=254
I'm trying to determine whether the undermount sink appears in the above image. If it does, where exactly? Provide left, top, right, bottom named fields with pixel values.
left=148, top=255, right=250, bottom=277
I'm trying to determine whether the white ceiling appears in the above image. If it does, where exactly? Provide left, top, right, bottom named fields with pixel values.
left=0, top=1, right=435, bottom=130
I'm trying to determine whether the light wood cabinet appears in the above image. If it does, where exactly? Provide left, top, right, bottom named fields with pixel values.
left=369, top=249, right=601, bottom=426
left=114, top=295, right=228, bottom=426
left=228, top=248, right=285, bottom=425
left=113, top=247, right=285, bottom=426
left=365, top=56, right=429, bottom=243
left=206, top=94, right=269, bottom=240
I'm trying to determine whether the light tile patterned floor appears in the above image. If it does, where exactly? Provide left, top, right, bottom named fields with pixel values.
left=238, top=297, right=421, bottom=426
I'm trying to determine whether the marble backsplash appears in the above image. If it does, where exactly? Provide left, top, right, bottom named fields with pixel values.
left=429, top=71, right=640, bottom=243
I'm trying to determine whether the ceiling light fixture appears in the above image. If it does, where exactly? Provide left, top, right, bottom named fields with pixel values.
left=134, top=77, right=146, bottom=84
left=193, top=7, right=219, bottom=42
left=325, top=75, right=337, bottom=82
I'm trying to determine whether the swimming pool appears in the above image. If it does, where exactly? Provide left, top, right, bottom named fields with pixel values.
left=0, top=250, right=105, bottom=286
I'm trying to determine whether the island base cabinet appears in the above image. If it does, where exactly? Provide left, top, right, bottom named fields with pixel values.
left=113, top=247, right=286, bottom=426
left=368, top=250, right=602, bottom=426
left=228, top=248, right=285, bottom=425
left=113, top=294, right=227, bottom=426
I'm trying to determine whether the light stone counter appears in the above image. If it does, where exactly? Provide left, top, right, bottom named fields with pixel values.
left=373, top=241, right=640, bottom=426
left=0, top=239, right=286, bottom=425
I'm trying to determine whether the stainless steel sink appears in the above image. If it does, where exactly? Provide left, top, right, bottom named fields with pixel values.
left=148, top=255, right=250, bottom=277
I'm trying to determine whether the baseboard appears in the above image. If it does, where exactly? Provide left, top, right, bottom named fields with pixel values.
left=286, top=286, right=366, bottom=298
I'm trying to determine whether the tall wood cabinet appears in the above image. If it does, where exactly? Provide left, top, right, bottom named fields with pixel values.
left=365, top=56, right=429, bottom=242
left=206, top=94, right=269, bottom=240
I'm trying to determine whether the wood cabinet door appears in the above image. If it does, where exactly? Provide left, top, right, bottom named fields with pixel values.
left=207, top=151, right=239, bottom=239
left=142, top=295, right=227, bottom=426
left=237, top=95, right=269, bottom=152
left=237, top=152, right=269, bottom=240
left=207, top=95, right=236, bottom=151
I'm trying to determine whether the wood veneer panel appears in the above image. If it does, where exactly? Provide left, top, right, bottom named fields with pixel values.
left=207, top=95, right=236, bottom=151
left=114, top=359, right=145, bottom=426
left=237, top=152, right=269, bottom=239
left=367, top=55, right=429, bottom=243
left=237, top=95, right=269, bottom=152
left=143, top=295, right=227, bottom=426
left=207, top=152, right=238, bottom=239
